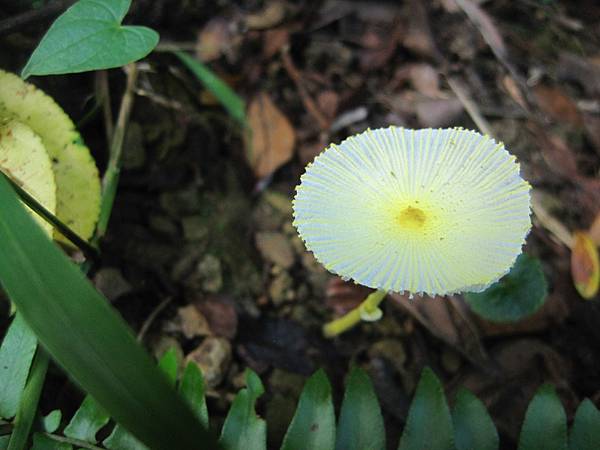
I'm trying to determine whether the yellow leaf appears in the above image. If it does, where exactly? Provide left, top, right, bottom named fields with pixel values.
left=0, top=119, right=56, bottom=235
left=0, top=70, right=100, bottom=242
left=571, top=231, right=600, bottom=299
left=247, top=92, right=295, bottom=178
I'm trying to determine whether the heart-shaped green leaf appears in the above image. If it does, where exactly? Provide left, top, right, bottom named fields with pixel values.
left=22, top=0, right=159, bottom=78
left=464, top=253, right=548, bottom=323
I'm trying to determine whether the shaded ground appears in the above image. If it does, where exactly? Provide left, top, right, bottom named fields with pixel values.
left=2, top=0, right=600, bottom=448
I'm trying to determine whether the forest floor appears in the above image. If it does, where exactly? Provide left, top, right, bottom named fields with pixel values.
left=2, top=0, right=600, bottom=448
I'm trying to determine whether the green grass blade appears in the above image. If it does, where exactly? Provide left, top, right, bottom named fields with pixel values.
left=335, top=367, right=385, bottom=450
left=174, top=51, right=247, bottom=126
left=0, top=175, right=219, bottom=450
left=0, top=314, right=38, bottom=419
left=281, top=369, right=336, bottom=450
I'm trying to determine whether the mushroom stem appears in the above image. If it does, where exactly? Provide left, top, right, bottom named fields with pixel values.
left=323, top=289, right=388, bottom=338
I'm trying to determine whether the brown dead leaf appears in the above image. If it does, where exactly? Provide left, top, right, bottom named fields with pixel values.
left=455, top=0, right=507, bottom=61
left=325, top=278, right=373, bottom=316
left=246, top=0, right=286, bottom=30
left=533, top=83, right=583, bottom=127
left=390, top=293, right=489, bottom=367
left=247, top=92, right=296, bottom=178
left=176, top=304, right=211, bottom=339
left=317, top=90, right=339, bottom=120
left=589, top=213, right=600, bottom=245
left=557, top=52, right=600, bottom=96
left=583, top=113, right=600, bottom=156
left=528, top=122, right=579, bottom=179
left=402, top=0, right=439, bottom=60
left=195, top=17, right=233, bottom=62
left=571, top=231, right=600, bottom=299
left=409, top=64, right=443, bottom=98
left=415, top=97, right=464, bottom=127
left=195, top=295, right=238, bottom=339
left=501, top=75, right=528, bottom=111
left=262, top=28, right=289, bottom=59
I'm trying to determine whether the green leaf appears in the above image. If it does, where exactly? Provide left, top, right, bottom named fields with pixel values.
left=452, top=388, right=498, bottom=450
left=0, top=435, right=9, bottom=449
left=31, top=433, right=73, bottom=450
left=64, top=395, right=110, bottom=443
left=518, top=384, right=567, bottom=450
left=464, top=253, right=548, bottom=322
left=0, top=175, right=218, bottom=450
left=157, top=348, right=179, bottom=387
left=569, top=399, right=600, bottom=450
left=179, top=363, right=209, bottom=428
left=398, top=367, right=453, bottom=450
left=335, top=367, right=385, bottom=450
left=21, top=0, right=159, bottom=77
left=281, top=369, right=335, bottom=450
left=0, top=314, right=38, bottom=419
left=174, top=51, right=246, bottom=126
left=8, top=350, right=49, bottom=450
left=42, top=410, right=62, bottom=433
left=103, top=425, right=148, bottom=450
left=219, top=369, right=266, bottom=450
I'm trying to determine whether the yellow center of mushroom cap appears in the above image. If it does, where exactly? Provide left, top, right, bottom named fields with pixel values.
left=396, top=205, right=427, bottom=229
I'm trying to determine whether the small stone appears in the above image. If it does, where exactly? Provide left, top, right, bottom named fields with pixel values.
left=269, top=272, right=293, bottom=306
left=369, top=339, right=407, bottom=372
left=160, top=188, right=201, bottom=216
left=441, top=349, right=462, bottom=373
left=187, top=254, right=223, bottom=293
left=93, top=267, right=132, bottom=302
left=181, top=215, right=208, bottom=241
left=255, top=231, right=295, bottom=269
left=186, top=337, right=232, bottom=388
left=196, top=296, right=238, bottom=339
left=177, top=305, right=211, bottom=339
left=263, top=190, right=293, bottom=216
left=149, top=214, right=179, bottom=236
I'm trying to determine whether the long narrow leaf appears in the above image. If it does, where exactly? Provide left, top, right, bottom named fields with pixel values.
left=569, top=399, right=600, bottom=450
left=452, top=388, right=498, bottom=450
left=335, top=367, right=384, bottom=450
left=0, top=175, right=218, bottom=450
left=398, top=367, right=454, bottom=450
left=281, top=369, right=335, bottom=450
left=64, top=396, right=110, bottom=443
left=518, top=384, right=567, bottom=450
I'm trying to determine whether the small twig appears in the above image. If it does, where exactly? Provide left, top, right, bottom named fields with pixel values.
left=137, top=297, right=172, bottom=342
left=0, top=171, right=99, bottom=260
left=531, top=192, right=574, bottom=249
left=95, top=64, right=139, bottom=240
left=0, top=0, right=76, bottom=37
left=281, top=46, right=330, bottom=131
left=446, top=76, right=494, bottom=136
left=154, top=41, right=197, bottom=53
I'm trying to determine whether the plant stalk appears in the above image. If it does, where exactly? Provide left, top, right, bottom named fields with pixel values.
left=323, top=289, right=387, bottom=337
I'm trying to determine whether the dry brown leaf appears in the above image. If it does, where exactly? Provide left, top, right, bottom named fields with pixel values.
left=246, top=0, right=286, bottom=30
left=589, top=213, right=600, bottom=245
left=571, top=231, right=600, bottom=299
left=528, top=122, right=579, bottom=179
left=501, top=75, right=528, bottom=111
left=247, top=92, right=296, bottom=178
left=455, top=0, right=507, bottom=61
left=409, top=63, right=443, bottom=98
left=262, top=27, right=290, bottom=59
left=533, top=83, right=583, bottom=127
left=195, top=17, right=232, bottom=62
left=415, top=97, right=464, bottom=127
